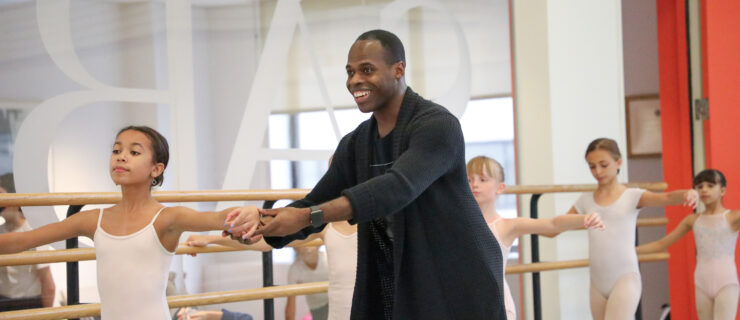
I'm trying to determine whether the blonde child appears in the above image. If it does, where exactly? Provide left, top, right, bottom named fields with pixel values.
left=0, top=126, right=262, bottom=319
left=637, top=169, right=739, bottom=320
left=466, top=156, right=605, bottom=320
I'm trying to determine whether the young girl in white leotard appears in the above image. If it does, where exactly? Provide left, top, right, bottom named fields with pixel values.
left=637, top=169, right=739, bottom=320
left=568, top=138, right=698, bottom=320
left=466, top=156, right=606, bottom=320
left=0, top=126, right=263, bottom=320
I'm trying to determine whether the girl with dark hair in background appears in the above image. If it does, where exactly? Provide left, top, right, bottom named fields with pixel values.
left=638, top=169, right=739, bottom=320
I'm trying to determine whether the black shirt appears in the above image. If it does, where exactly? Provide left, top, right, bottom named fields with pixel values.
left=369, top=123, right=395, bottom=318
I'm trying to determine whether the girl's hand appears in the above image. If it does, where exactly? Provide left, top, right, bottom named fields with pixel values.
left=224, top=206, right=263, bottom=244
left=185, top=235, right=211, bottom=248
left=185, top=235, right=213, bottom=257
left=584, top=213, right=605, bottom=231
left=684, top=189, right=699, bottom=209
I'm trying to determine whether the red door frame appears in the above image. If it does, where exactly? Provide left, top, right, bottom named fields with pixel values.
left=656, top=0, right=696, bottom=318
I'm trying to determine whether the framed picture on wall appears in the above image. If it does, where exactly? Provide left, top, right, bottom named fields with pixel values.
left=625, top=94, right=661, bottom=158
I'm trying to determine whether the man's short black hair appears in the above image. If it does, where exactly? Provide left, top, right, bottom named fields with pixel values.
left=356, top=29, right=406, bottom=65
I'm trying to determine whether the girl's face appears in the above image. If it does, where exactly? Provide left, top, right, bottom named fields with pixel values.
left=695, top=181, right=725, bottom=205
left=110, top=130, right=164, bottom=187
left=585, top=150, right=622, bottom=184
left=468, top=171, right=504, bottom=206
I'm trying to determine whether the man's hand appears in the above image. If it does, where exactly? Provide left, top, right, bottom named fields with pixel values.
left=254, top=207, right=312, bottom=237
left=224, top=206, right=263, bottom=244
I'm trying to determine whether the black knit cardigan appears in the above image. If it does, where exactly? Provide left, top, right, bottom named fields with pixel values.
left=265, top=88, right=507, bottom=319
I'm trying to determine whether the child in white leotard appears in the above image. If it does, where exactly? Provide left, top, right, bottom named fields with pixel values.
left=0, top=126, right=263, bottom=320
left=466, top=156, right=605, bottom=320
left=638, top=169, right=740, bottom=320
left=567, top=138, right=698, bottom=320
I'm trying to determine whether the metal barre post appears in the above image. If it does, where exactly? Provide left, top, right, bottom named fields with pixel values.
left=529, top=194, right=542, bottom=320
left=262, top=200, right=277, bottom=320
left=66, top=205, right=84, bottom=320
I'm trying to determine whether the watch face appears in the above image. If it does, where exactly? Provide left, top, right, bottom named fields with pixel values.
left=310, top=207, right=324, bottom=227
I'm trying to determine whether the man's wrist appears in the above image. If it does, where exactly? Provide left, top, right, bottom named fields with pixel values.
left=303, top=207, right=312, bottom=227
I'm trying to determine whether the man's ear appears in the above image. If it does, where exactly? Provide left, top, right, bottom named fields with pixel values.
left=394, top=61, right=405, bottom=80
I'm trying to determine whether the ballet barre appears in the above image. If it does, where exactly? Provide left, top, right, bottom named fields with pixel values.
left=0, top=182, right=666, bottom=207
left=0, top=189, right=310, bottom=206
left=0, top=252, right=670, bottom=320
left=0, top=282, right=329, bottom=320
left=506, top=252, right=669, bottom=274
left=0, top=239, right=325, bottom=267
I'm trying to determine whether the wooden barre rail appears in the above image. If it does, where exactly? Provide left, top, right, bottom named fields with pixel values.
left=0, top=239, right=325, bottom=267
left=506, top=252, right=669, bottom=274
left=636, top=217, right=669, bottom=227
left=0, top=252, right=671, bottom=320
left=0, top=189, right=311, bottom=207
left=0, top=182, right=667, bottom=207
left=0, top=282, right=329, bottom=320
left=502, top=182, right=667, bottom=194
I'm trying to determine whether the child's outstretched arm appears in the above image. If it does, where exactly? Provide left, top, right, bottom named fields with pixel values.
left=636, top=214, right=695, bottom=254
left=185, top=234, right=273, bottom=253
left=638, top=189, right=698, bottom=209
left=185, top=227, right=326, bottom=254
left=171, top=206, right=262, bottom=240
left=0, top=210, right=97, bottom=254
left=510, top=213, right=605, bottom=241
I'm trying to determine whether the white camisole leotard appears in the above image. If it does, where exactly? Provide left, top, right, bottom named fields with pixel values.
left=574, top=188, right=645, bottom=297
left=488, top=218, right=517, bottom=320
left=324, top=223, right=358, bottom=320
left=94, top=207, right=174, bottom=319
left=693, top=210, right=739, bottom=298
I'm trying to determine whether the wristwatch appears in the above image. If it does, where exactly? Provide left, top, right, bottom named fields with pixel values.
left=309, top=205, right=325, bottom=227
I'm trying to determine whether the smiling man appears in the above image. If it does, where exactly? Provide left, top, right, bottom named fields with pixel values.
left=232, top=29, right=506, bottom=319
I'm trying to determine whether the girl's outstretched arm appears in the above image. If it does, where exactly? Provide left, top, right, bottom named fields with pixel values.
left=185, top=227, right=326, bottom=254
left=0, top=210, right=97, bottom=254
left=508, top=213, right=604, bottom=242
left=185, top=234, right=273, bottom=253
left=638, top=189, right=698, bottom=209
left=171, top=206, right=261, bottom=236
left=636, top=214, right=695, bottom=254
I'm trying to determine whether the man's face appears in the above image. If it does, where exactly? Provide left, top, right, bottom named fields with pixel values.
left=345, top=40, right=403, bottom=113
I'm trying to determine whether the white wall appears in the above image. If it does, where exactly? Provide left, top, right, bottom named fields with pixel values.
left=512, top=1, right=628, bottom=319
